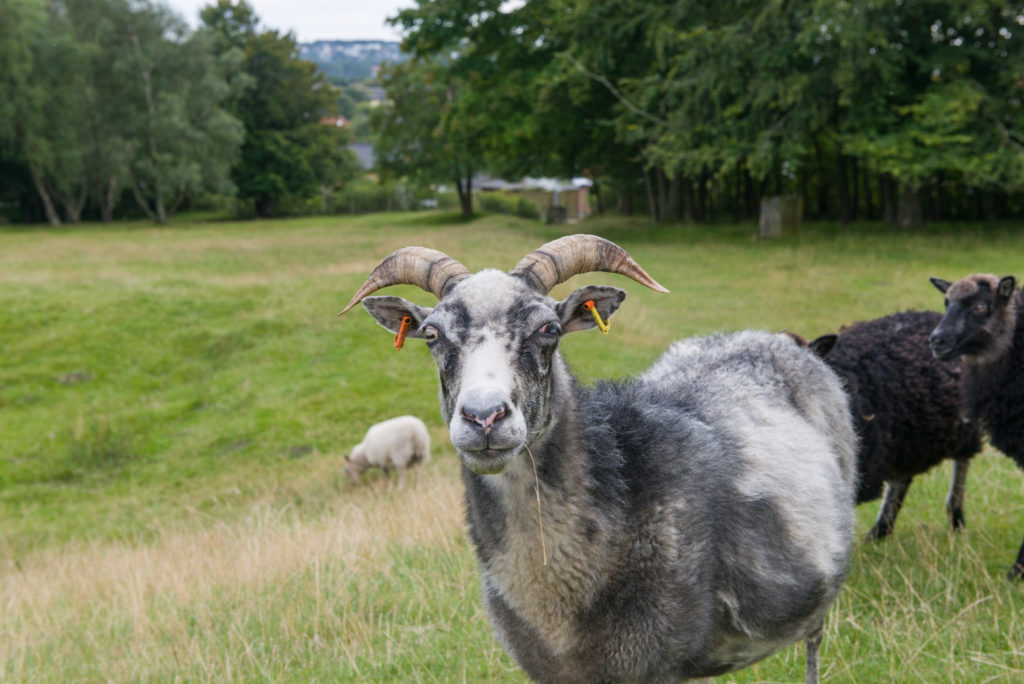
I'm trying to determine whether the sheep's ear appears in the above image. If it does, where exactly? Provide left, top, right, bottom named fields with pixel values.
left=930, top=277, right=951, bottom=294
left=809, top=333, right=838, bottom=358
left=997, top=276, right=1016, bottom=301
left=361, top=296, right=433, bottom=337
left=556, top=286, right=627, bottom=334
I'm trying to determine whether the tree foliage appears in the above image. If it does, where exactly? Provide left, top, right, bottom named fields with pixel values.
left=0, top=0, right=243, bottom=225
left=202, top=0, right=358, bottom=218
left=385, top=0, right=1024, bottom=226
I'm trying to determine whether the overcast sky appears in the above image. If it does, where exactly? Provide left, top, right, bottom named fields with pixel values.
left=165, top=0, right=415, bottom=42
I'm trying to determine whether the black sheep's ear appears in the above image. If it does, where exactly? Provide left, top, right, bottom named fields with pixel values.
left=809, top=334, right=838, bottom=358
left=996, top=276, right=1016, bottom=301
left=929, top=277, right=952, bottom=294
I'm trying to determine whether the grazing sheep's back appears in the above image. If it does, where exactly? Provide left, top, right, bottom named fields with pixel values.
left=823, top=311, right=982, bottom=502
left=358, top=415, right=430, bottom=469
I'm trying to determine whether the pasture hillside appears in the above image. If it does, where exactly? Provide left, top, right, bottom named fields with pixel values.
left=2, top=213, right=1023, bottom=682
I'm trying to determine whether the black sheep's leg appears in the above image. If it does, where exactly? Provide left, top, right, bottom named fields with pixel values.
left=866, top=479, right=911, bottom=541
left=945, top=458, right=970, bottom=531
left=1009, top=531, right=1024, bottom=580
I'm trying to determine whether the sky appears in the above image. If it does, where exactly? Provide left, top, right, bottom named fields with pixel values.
left=165, top=0, right=415, bottom=42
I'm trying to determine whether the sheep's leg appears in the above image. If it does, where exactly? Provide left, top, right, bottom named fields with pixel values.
left=945, top=458, right=969, bottom=531
left=804, top=623, right=823, bottom=684
left=396, top=467, right=407, bottom=489
left=1009, top=532, right=1024, bottom=580
left=866, top=478, right=911, bottom=540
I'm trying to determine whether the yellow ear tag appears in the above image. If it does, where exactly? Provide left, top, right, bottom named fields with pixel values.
left=582, top=300, right=610, bottom=335
left=394, top=316, right=412, bottom=350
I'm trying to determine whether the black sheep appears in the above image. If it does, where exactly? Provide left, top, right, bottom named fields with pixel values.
left=929, top=273, right=1024, bottom=579
left=806, top=310, right=982, bottom=541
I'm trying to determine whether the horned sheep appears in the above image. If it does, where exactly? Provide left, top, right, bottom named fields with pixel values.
left=340, top=234, right=858, bottom=683
left=344, top=415, right=430, bottom=488
left=929, top=273, right=1024, bottom=579
left=805, top=311, right=982, bottom=540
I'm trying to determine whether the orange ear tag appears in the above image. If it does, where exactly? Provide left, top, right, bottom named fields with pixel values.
left=582, top=300, right=610, bottom=335
left=394, top=316, right=413, bottom=350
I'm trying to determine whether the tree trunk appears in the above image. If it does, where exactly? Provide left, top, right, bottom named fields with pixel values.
left=696, top=168, right=709, bottom=223
left=131, top=180, right=158, bottom=221
left=28, top=162, right=61, bottom=226
left=59, top=188, right=87, bottom=224
left=100, top=176, right=117, bottom=223
left=862, top=165, right=874, bottom=220
left=643, top=168, right=658, bottom=222
left=836, top=154, right=851, bottom=229
left=130, top=27, right=168, bottom=224
left=681, top=176, right=695, bottom=224
left=617, top=192, right=632, bottom=216
left=934, top=172, right=946, bottom=221
left=981, top=188, right=996, bottom=222
left=813, top=139, right=833, bottom=220
left=897, top=184, right=923, bottom=231
left=850, top=157, right=860, bottom=220
left=881, top=173, right=897, bottom=224
left=744, top=169, right=757, bottom=220
left=455, top=174, right=473, bottom=218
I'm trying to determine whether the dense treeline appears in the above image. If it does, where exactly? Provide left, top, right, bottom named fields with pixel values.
left=0, top=0, right=356, bottom=224
left=377, top=0, right=1024, bottom=226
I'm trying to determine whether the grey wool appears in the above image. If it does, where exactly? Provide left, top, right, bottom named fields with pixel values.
left=342, top=235, right=859, bottom=683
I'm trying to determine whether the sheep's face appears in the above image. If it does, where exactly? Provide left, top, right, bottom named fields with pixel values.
left=929, top=274, right=1018, bottom=364
left=362, top=269, right=625, bottom=475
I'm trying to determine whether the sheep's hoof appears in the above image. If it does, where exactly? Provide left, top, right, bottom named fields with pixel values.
left=865, top=523, right=892, bottom=541
left=1008, top=563, right=1024, bottom=581
left=948, top=508, right=966, bottom=531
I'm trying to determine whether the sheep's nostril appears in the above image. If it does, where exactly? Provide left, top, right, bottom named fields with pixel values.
left=929, top=331, right=950, bottom=352
left=462, top=403, right=509, bottom=432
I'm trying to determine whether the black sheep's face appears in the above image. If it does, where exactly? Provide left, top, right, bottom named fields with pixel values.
left=361, top=269, right=625, bottom=475
left=929, top=274, right=1017, bottom=363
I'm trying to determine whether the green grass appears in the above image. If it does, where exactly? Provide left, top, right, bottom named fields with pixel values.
left=2, top=212, right=1023, bottom=682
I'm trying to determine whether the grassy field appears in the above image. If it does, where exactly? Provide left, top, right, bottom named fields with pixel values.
left=2, top=211, right=1023, bottom=682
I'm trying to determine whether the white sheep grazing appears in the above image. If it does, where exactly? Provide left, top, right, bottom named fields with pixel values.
left=344, top=415, right=430, bottom=488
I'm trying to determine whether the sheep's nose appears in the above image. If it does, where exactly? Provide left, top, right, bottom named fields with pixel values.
left=929, top=330, right=953, bottom=356
left=461, top=394, right=509, bottom=434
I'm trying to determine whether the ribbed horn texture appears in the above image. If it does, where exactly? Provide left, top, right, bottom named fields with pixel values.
left=510, top=234, right=669, bottom=295
left=339, top=246, right=471, bottom=315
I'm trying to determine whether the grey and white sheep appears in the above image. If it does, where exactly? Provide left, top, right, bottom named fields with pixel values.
left=929, top=273, right=1024, bottom=579
left=803, top=311, right=982, bottom=540
left=339, top=234, right=858, bottom=684
left=344, top=415, right=430, bottom=488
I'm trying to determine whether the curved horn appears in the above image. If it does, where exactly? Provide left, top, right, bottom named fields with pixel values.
left=339, top=246, right=471, bottom=315
left=510, top=234, right=669, bottom=295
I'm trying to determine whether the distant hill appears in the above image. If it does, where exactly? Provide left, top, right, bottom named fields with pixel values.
left=299, top=40, right=405, bottom=83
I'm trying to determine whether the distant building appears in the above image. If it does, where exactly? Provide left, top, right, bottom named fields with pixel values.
left=349, top=142, right=375, bottom=170
left=477, top=175, right=593, bottom=222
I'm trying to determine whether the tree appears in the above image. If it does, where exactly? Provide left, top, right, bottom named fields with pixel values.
left=202, top=1, right=357, bottom=217
left=828, top=0, right=1024, bottom=228
left=119, top=0, right=243, bottom=223
left=372, top=58, right=486, bottom=217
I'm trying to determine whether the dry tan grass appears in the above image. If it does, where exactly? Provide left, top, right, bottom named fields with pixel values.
left=1, top=458, right=468, bottom=681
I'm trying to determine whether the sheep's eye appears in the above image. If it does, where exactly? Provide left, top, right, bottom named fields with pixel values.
left=422, top=325, right=441, bottom=342
left=537, top=322, right=561, bottom=337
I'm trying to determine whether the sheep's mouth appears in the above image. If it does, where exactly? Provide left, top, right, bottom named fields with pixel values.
left=459, top=446, right=521, bottom=475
